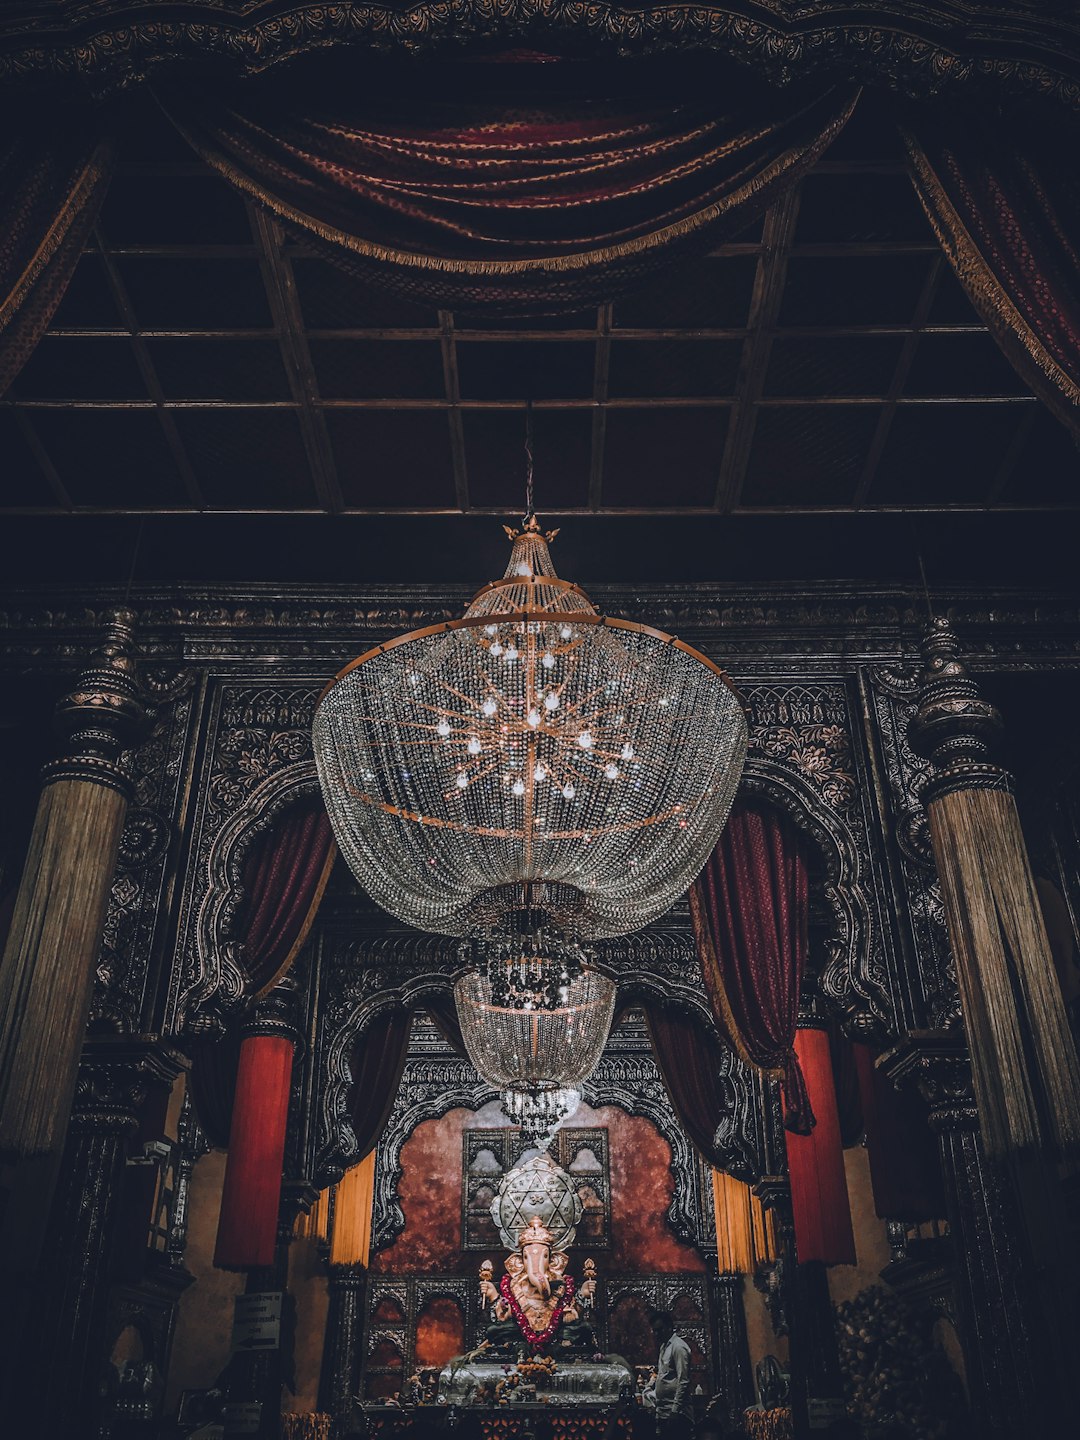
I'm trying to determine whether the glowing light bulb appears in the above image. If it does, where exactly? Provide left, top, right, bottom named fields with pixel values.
left=542, top=653, right=555, bottom=669
left=559, top=626, right=572, bottom=640
left=527, top=709, right=541, bottom=728
left=604, top=764, right=620, bottom=780
left=467, top=736, right=482, bottom=755
left=512, top=778, right=525, bottom=797
left=562, top=784, right=576, bottom=800
left=544, top=693, right=559, bottom=711
left=490, top=641, right=503, bottom=657
left=484, top=625, right=497, bottom=636
left=577, top=731, right=593, bottom=749
left=436, top=719, right=451, bottom=738
left=481, top=698, right=498, bottom=717
left=621, top=744, right=634, bottom=761
left=455, top=773, right=469, bottom=789
left=534, top=764, right=546, bottom=782
left=505, top=645, right=519, bottom=661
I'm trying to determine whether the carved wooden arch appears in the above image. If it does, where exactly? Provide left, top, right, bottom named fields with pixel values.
left=183, top=759, right=322, bottom=1033
left=739, top=758, right=892, bottom=1037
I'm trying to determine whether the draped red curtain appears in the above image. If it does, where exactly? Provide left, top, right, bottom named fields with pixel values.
left=784, top=1027, right=856, bottom=1267
left=348, top=1009, right=414, bottom=1161
left=0, top=122, right=113, bottom=396
left=689, top=804, right=814, bottom=1135
left=646, top=1006, right=751, bottom=1177
left=213, top=795, right=336, bottom=1270
left=159, top=69, right=855, bottom=314
left=904, top=107, right=1080, bottom=438
left=853, top=1045, right=946, bottom=1223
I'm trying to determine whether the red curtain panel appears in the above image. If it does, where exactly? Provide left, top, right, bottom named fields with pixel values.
left=905, top=107, right=1080, bottom=438
left=689, top=804, right=814, bottom=1134
left=647, top=1005, right=752, bottom=1176
left=0, top=123, right=112, bottom=396
left=159, top=66, right=854, bottom=314
left=348, top=1009, right=415, bottom=1161
left=784, top=1027, right=856, bottom=1267
left=212, top=795, right=335, bottom=1270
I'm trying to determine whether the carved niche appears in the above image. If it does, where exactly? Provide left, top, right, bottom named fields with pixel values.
left=168, top=681, right=324, bottom=1033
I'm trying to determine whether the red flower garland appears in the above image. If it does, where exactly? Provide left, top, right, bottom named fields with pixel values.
left=500, top=1273, right=576, bottom=1349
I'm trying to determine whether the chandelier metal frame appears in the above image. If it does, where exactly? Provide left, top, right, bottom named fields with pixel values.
left=314, top=518, right=748, bottom=941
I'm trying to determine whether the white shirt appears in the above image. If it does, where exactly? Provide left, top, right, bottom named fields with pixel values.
left=654, top=1333, right=692, bottom=1419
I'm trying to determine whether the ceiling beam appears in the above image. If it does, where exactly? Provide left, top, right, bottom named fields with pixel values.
left=588, top=304, right=613, bottom=512
left=713, top=191, right=801, bottom=512
left=853, top=255, right=944, bottom=507
left=93, top=228, right=206, bottom=510
left=438, top=310, right=469, bottom=511
left=248, top=206, right=345, bottom=515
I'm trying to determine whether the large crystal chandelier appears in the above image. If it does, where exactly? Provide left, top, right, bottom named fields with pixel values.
left=454, top=965, right=616, bottom=1147
left=314, top=518, right=747, bottom=940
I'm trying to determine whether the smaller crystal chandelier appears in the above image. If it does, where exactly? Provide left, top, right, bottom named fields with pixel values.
left=455, top=965, right=616, bottom=1148
left=458, top=927, right=588, bottom=1012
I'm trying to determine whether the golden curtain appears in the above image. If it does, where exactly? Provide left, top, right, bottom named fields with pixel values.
left=712, top=1168, right=779, bottom=1274
left=329, top=1151, right=376, bottom=1267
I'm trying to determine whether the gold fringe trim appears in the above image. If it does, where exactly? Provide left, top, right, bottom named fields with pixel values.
left=0, top=140, right=114, bottom=336
left=927, top=786, right=1080, bottom=1159
left=903, top=128, right=1080, bottom=413
left=688, top=881, right=784, bottom=1082
left=162, top=92, right=856, bottom=278
left=253, top=840, right=337, bottom=1001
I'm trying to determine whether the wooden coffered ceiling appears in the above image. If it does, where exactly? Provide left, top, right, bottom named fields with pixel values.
left=4, top=92, right=1078, bottom=526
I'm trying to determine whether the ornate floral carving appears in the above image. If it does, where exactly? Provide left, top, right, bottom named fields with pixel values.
left=2, top=2, right=1080, bottom=111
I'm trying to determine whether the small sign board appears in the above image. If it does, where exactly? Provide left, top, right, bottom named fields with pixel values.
left=223, top=1401, right=261, bottom=1435
left=231, top=1291, right=282, bottom=1352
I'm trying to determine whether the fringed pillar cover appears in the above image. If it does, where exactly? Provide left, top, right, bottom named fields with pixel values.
left=909, top=616, right=1080, bottom=1160
left=214, top=979, right=302, bottom=1272
left=0, top=610, right=144, bottom=1160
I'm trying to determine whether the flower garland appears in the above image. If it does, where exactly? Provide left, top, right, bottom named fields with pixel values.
left=500, top=1273, right=575, bottom=1349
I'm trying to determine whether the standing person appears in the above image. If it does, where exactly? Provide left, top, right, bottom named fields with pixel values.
left=649, top=1309, right=693, bottom=1438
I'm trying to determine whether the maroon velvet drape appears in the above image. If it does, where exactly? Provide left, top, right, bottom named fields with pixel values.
left=905, top=108, right=1080, bottom=438
left=854, top=1045, right=946, bottom=1223
left=784, top=1027, right=856, bottom=1267
left=0, top=123, right=113, bottom=396
left=212, top=796, right=336, bottom=1270
left=426, top=995, right=467, bottom=1058
left=689, top=804, right=814, bottom=1135
left=238, top=796, right=336, bottom=996
left=348, top=1009, right=414, bottom=1161
left=159, top=68, right=854, bottom=314
left=647, top=1006, right=751, bottom=1177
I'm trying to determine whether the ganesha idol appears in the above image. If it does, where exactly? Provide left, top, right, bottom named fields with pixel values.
left=480, top=1216, right=596, bottom=1353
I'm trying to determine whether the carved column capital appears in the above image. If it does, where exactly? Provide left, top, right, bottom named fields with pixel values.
left=878, top=1031, right=979, bottom=1132
left=43, top=609, right=146, bottom=797
left=244, top=973, right=304, bottom=1050
left=69, top=1034, right=188, bottom=1137
left=908, top=617, right=1010, bottom=804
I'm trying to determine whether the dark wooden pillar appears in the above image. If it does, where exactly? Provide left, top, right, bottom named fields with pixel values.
left=710, top=1272, right=754, bottom=1427
left=884, top=1034, right=1042, bottom=1433
left=7, top=1037, right=186, bottom=1439
left=318, top=1263, right=368, bottom=1424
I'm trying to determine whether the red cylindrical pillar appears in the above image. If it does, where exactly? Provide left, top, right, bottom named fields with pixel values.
left=784, top=1027, right=856, bottom=1266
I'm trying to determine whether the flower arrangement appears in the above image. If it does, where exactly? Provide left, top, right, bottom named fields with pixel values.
left=499, top=1273, right=576, bottom=1349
